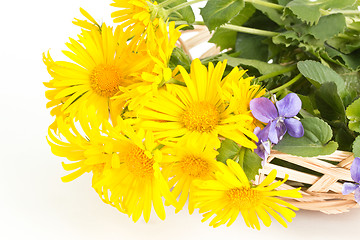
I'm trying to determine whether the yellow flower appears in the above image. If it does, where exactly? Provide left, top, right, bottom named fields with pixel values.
left=136, top=59, right=258, bottom=149
left=44, top=17, right=153, bottom=128
left=46, top=112, right=119, bottom=205
left=111, top=0, right=166, bottom=44
left=73, top=8, right=101, bottom=31
left=161, top=135, right=219, bottom=213
left=113, top=20, right=183, bottom=111
left=191, top=159, right=302, bottom=229
left=94, top=118, right=179, bottom=222
left=222, top=68, right=266, bottom=130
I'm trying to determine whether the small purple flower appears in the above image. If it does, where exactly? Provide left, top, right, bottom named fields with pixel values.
left=342, top=157, right=360, bottom=204
left=254, top=127, right=271, bottom=165
left=250, top=93, right=304, bottom=144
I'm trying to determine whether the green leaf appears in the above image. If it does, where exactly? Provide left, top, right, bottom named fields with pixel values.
left=273, top=117, right=338, bottom=157
left=238, top=147, right=263, bottom=181
left=285, top=0, right=356, bottom=25
left=297, top=60, right=345, bottom=94
left=201, top=0, right=245, bottom=31
left=324, top=45, right=360, bottom=70
left=298, top=94, right=316, bottom=116
left=346, top=98, right=360, bottom=133
left=216, top=54, right=286, bottom=75
left=307, top=14, right=346, bottom=41
left=217, top=140, right=262, bottom=180
left=252, top=0, right=283, bottom=25
left=353, top=136, right=360, bottom=157
left=235, top=34, right=268, bottom=61
left=285, top=0, right=322, bottom=25
left=334, top=127, right=355, bottom=152
left=217, top=138, right=240, bottom=164
left=314, top=82, right=346, bottom=122
left=158, top=0, right=195, bottom=23
left=169, top=47, right=191, bottom=72
left=209, top=3, right=256, bottom=51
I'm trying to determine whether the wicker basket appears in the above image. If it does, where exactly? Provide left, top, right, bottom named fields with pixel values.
left=177, top=26, right=359, bottom=214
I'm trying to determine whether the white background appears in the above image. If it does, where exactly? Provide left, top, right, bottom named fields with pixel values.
left=0, top=0, right=359, bottom=239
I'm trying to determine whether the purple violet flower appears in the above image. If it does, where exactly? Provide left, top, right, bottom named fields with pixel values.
left=254, top=127, right=271, bottom=165
left=250, top=93, right=304, bottom=144
left=342, top=157, right=360, bottom=204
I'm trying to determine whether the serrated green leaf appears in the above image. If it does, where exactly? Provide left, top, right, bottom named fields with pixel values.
left=201, top=0, right=245, bottom=31
left=209, top=3, right=256, bottom=51
left=217, top=138, right=240, bottom=163
left=346, top=98, right=360, bottom=133
left=285, top=0, right=322, bottom=25
left=273, top=117, right=338, bottom=157
left=285, top=0, right=356, bottom=25
left=238, top=147, right=262, bottom=181
left=297, top=60, right=345, bottom=94
left=353, top=136, right=360, bottom=157
left=314, top=82, right=346, bottom=122
left=307, top=14, right=346, bottom=41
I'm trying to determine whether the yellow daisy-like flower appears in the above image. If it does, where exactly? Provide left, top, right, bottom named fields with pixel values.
left=44, top=19, right=152, bottom=128
left=114, top=20, right=183, bottom=111
left=136, top=59, right=258, bottom=149
left=222, top=68, right=266, bottom=130
left=94, top=119, right=179, bottom=222
left=161, top=135, right=220, bottom=212
left=191, top=159, right=302, bottom=229
left=47, top=112, right=118, bottom=204
left=111, top=0, right=166, bottom=44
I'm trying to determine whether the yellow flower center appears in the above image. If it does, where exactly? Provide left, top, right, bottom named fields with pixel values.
left=125, top=143, right=155, bottom=178
left=90, top=64, right=122, bottom=97
left=226, top=187, right=263, bottom=210
left=180, top=154, right=211, bottom=178
left=181, top=101, right=220, bottom=133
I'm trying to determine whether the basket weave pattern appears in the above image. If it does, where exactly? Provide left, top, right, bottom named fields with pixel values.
left=178, top=27, right=359, bottom=214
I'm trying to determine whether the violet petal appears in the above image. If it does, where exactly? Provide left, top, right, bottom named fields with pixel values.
left=284, top=118, right=304, bottom=138
left=254, top=127, right=261, bottom=136
left=250, top=98, right=278, bottom=123
left=268, top=121, right=279, bottom=144
left=275, top=120, right=287, bottom=142
left=254, top=141, right=271, bottom=162
left=350, top=157, right=360, bottom=183
left=257, top=124, right=271, bottom=142
left=276, top=93, right=302, bottom=118
left=355, top=187, right=360, bottom=204
left=342, top=182, right=358, bottom=195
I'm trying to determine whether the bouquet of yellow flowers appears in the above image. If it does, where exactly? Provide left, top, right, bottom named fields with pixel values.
left=44, top=0, right=360, bottom=229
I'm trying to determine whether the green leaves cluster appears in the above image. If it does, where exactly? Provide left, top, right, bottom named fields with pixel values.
left=217, top=139, right=262, bottom=181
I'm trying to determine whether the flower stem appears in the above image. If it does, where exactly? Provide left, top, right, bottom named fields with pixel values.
left=268, top=73, right=302, bottom=95
left=158, top=0, right=181, bottom=7
left=256, top=65, right=297, bottom=82
left=246, top=0, right=283, bottom=10
left=166, top=0, right=206, bottom=12
left=221, top=24, right=278, bottom=37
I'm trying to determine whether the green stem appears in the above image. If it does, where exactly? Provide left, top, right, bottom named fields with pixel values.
left=158, top=0, right=180, bottom=7
left=246, top=0, right=283, bottom=10
left=256, top=65, right=297, bottom=82
left=267, top=73, right=302, bottom=95
left=221, top=24, right=278, bottom=37
left=166, top=0, right=206, bottom=12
